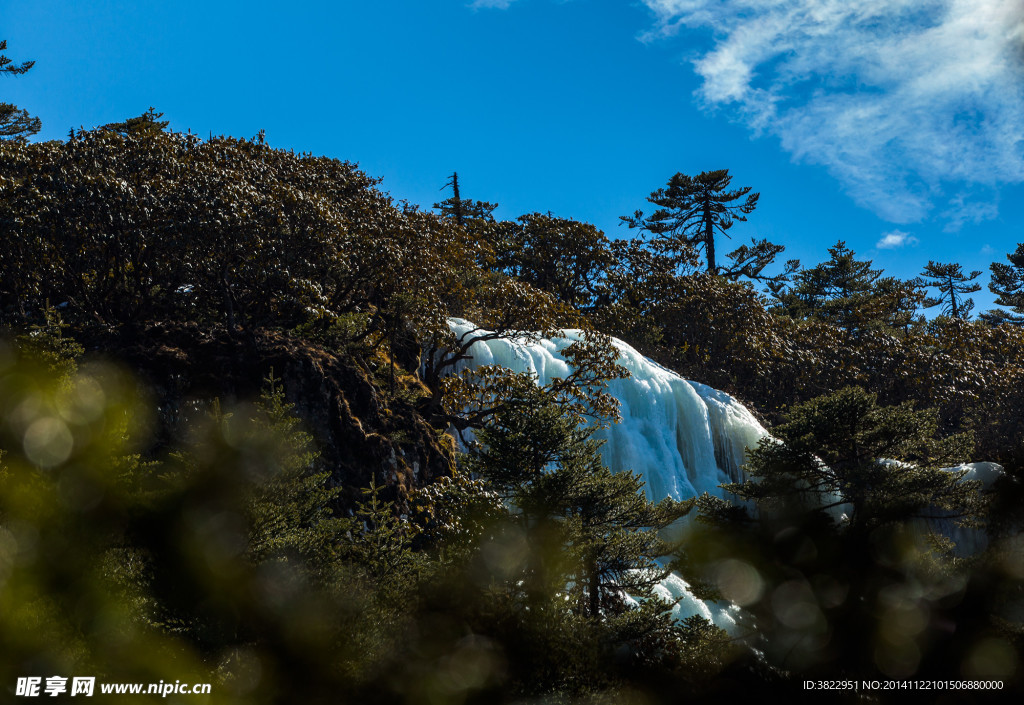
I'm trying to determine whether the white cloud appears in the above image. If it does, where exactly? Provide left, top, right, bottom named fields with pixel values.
left=641, top=0, right=1024, bottom=225
left=940, top=192, right=1000, bottom=232
left=876, top=230, right=919, bottom=249
left=469, top=0, right=518, bottom=8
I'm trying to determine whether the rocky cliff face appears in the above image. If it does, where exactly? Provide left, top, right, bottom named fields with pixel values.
left=92, top=323, right=456, bottom=508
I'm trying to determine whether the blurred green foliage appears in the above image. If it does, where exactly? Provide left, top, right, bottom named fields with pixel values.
left=0, top=320, right=750, bottom=704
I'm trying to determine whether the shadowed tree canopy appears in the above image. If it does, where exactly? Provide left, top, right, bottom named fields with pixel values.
left=465, top=382, right=692, bottom=621
left=621, top=169, right=790, bottom=282
left=0, top=39, right=40, bottom=141
left=494, top=212, right=613, bottom=311
left=692, top=386, right=984, bottom=678
left=730, top=386, right=977, bottom=532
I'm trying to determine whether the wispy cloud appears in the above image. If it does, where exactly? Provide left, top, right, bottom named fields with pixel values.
left=876, top=229, right=919, bottom=249
left=940, top=192, right=1001, bottom=232
left=641, top=0, right=1024, bottom=225
left=469, top=0, right=519, bottom=9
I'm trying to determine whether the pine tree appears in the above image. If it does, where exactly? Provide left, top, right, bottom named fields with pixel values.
left=340, top=477, right=422, bottom=590
left=777, top=241, right=879, bottom=321
left=459, top=384, right=718, bottom=694
left=622, top=169, right=787, bottom=280
left=549, top=445, right=692, bottom=619
left=0, top=39, right=40, bottom=140
left=987, top=243, right=1024, bottom=325
left=100, top=107, right=170, bottom=138
left=699, top=386, right=983, bottom=676
left=978, top=307, right=1021, bottom=327
left=919, top=260, right=981, bottom=319
left=433, top=171, right=498, bottom=226
left=731, top=386, right=978, bottom=533
left=244, top=373, right=345, bottom=575
left=14, top=306, right=85, bottom=380
left=466, top=384, right=690, bottom=619
left=775, top=241, right=923, bottom=332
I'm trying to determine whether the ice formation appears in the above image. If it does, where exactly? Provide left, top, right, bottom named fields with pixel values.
left=447, top=320, right=768, bottom=501
left=447, top=319, right=768, bottom=629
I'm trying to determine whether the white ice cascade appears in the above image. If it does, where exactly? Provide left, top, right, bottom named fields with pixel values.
left=448, top=319, right=768, bottom=501
left=447, top=319, right=771, bottom=630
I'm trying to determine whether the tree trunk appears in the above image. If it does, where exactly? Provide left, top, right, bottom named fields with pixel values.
left=452, top=172, right=463, bottom=227
left=588, top=560, right=600, bottom=618
left=704, top=210, right=716, bottom=275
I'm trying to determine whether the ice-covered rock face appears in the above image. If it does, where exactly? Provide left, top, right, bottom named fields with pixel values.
left=447, top=319, right=769, bottom=502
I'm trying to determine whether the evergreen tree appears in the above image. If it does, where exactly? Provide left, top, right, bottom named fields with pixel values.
left=697, top=386, right=983, bottom=677
left=919, top=260, right=981, bottom=319
left=0, top=40, right=35, bottom=76
left=244, top=373, right=345, bottom=575
left=13, top=306, right=85, bottom=380
left=147, top=375, right=352, bottom=651
left=622, top=169, right=787, bottom=280
left=0, top=39, right=40, bottom=140
left=496, top=212, right=613, bottom=310
left=550, top=445, right=692, bottom=620
left=731, top=386, right=977, bottom=533
left=777, top=241, right=879, bottom=321
left=466, top=384, right=690, bottom=621
left=100, top=107, right=170, bottom=138
left=775, top=241, right=923, bottom=332
left=433, top=171, right=498, bottom=225
left=457, top=385, right=753, bottom=697
left=340, top=477, right=423, bottom=591
left=978, top=307, right=1021, bottom=327
left=987, top=243, right=1024, bottom=325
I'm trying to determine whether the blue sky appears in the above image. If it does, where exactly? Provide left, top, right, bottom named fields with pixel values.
left=4, top=0, right=1024, bottom=312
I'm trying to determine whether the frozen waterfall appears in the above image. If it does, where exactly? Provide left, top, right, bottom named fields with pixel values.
left=447, top=319, right=768, bottom=501
left=447, top=319, right=769, bottom=630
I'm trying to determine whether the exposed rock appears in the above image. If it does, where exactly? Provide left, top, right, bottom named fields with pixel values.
left=89, top=323, right=456, bottom=509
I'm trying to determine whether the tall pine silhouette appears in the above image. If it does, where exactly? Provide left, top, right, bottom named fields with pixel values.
left=623, top=169, right=789, bottom=281
left=0, top=39, right=40, bottom=140
left=919, top=260, right=981, bottom=319
left=984, top=243, right=1024, bottom=325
